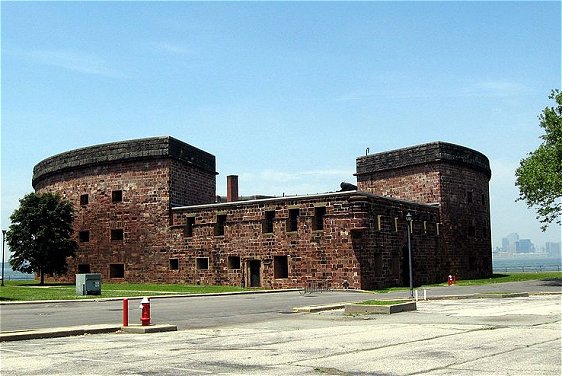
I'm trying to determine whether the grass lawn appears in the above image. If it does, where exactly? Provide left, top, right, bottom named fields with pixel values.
left=1, top=271, right=560, bottom=302
left=0, top=280, right=249, bottom=301
left=371, top=271, right=562, bottom=293
left=452, top=272, right=562, bottom=286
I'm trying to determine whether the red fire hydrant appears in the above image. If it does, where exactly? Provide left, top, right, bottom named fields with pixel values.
left=447, top=275, right=453, bottom=286
left=140, top=297, right=151, bottom=326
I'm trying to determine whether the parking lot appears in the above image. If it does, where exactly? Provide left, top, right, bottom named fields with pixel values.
left=1, top=294, right=560, bottom=375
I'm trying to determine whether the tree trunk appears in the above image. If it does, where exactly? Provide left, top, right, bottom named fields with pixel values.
left=40, top=268, right=44, bottom=285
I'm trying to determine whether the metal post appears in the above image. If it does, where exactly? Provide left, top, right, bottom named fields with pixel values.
left=1, top=230, right=6, bottom=287
left=123, top=298, right=129, bottom=327
left=406, top=213, right=413, bottom=298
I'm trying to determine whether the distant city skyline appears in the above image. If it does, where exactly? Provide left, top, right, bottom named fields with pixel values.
left=495, top=231, right=561, bottom=258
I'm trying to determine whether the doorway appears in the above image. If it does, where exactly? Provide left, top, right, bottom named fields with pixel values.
left=248, top=260, right=261, bottom=287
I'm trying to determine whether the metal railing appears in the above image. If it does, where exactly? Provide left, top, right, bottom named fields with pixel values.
left=299, top=279, right=331, bottom=295
left=493, top=264, right=561, bottom=273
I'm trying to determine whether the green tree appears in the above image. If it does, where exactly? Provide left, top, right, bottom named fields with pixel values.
left=6, top=192, right=77, bottom=285
left=515, top=89, right=562, bottom=231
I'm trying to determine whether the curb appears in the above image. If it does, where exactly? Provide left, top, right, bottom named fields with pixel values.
left=0, top=323, right=178, bottom=342
left=121, top=324, right=177, bottom=334
left=0, top=324, right=121, bottom=342
left=0, top=288, right=302, bottom=305
left=293, top=303, right=347, bottom=313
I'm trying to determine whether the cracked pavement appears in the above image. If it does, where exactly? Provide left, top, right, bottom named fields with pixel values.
left=1, top=295, right=560, bottom=375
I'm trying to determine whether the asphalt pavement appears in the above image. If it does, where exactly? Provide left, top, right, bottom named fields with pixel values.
left=0, top=288, right=560, bottom=375
left=0, top=278, right=560, bottom=338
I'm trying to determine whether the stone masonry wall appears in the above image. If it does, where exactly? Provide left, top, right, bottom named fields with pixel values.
left=437, top=164, right=492, bottom=278
left=347, top=195, right=440, bottom=290
left=34, top=159, right=173, bottom=282
left=355, top=142, right=492, bottom=280
left=168, top=192, right=441, bottom=289
left=32, top=137, right=217, bottom=282
left=170, top=159, right=216, bottom=207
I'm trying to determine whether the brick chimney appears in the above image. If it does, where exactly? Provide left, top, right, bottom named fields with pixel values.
left=227, top=175, right=239, bottom=202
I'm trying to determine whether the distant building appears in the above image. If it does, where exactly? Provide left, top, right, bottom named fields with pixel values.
left=32, top=137, right=493, bottom=289
left=515, top=239, right=534, bottom=253
left=502, top=233, right=520, bottom=252
left=501, top=238, right=510, bottom=252
left=545, top=242, right=561, bottom=258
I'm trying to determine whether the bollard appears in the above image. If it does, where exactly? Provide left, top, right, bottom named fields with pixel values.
left=453, top=275, right=457, bottom=285
left=423, top=289, right=427, bottom=301
left=123, top=298, right=129, bottom=327
left=414, top=290, right=418, bottom=302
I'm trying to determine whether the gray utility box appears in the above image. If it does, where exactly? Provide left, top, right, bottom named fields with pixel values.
left=76, top=273, right=102, bottom=295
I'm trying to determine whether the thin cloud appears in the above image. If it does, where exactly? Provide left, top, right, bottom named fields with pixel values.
left=151, top=42, right=191, bottom=56
left=9, top=48, right=125, bottom=78
left=336, top=80, right=530, bottom=103
left=461, top=80, right=531, bottom=98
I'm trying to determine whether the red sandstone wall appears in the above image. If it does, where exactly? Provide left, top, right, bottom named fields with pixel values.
left=437, top=164, right=492, bottom=278
left=347, top=195, right=440, bottom=289
left=357, top=160, right=492, bottom=280
left=35, top=160, right=173, bottom=282
left=168, top=195, right=365, bottom=289
left=170, top=159, right=216, bottom=206
left=357, top=164, right=442, bottom=204
left=167, top=194, right=441, bottom=289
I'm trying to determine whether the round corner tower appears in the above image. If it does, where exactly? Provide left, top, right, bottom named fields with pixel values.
left=355, top=142, right=492, bottom=279
left=32, top=136, right=217, bottom=282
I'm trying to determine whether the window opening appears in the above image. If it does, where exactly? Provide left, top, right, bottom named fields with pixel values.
left=111, top=229, right=124, bottom=241
left=169, top=258, right=179, bottom=270
left=112, top=190, right=123, bottom=203
left=228, top=256, right=241, bottom=270
left=185, top=217, right=195, bottom=237
left=263, top=210, right=275, bottom=233
left=78, top=264, right=91, bottom=274
left=313, top=207, right=326, bottom=231
left=79, top=230, right=90, bottom=243
left=287, top=209, right=299, bottom=232
left=109, top=264, right=125, bottom=278
left=215, top=215, right=226, bottom=236
left=80, top=194, right=89, bottom=206
left=274, top=256, right=289, bottom=278
left=196, top=257, right=209, bottom=270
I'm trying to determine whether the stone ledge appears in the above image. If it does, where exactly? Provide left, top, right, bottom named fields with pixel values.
left=121, top=324, right=177, bottom=334
left=293, top=303, right=346, bottom=313
left=0, top=324, right=121, bottom=342
left=345, top=301, right=417, bottom=315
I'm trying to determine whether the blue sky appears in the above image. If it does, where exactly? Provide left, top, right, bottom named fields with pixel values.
left=1, top=1, right=560, bottom=260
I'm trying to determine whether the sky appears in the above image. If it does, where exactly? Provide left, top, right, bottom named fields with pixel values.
left=1, top=1, right=561, bottom=262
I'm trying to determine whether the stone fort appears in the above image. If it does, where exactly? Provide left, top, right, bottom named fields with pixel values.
left=32, top=136, right=492, bottom=289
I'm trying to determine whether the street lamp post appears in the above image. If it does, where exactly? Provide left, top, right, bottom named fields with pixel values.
left=1, top=229, right=6, bottom=287
left=406, top=213, right=413, bottom=298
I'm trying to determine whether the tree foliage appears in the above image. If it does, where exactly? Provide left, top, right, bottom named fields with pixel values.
left=515, top=89, right=562, bottom=231
left=6, top=192, right=77, bottom=284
